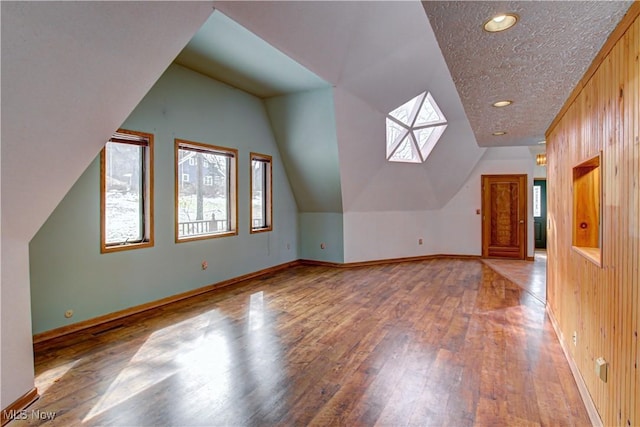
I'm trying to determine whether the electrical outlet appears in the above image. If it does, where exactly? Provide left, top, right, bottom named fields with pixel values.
left=418, top=238, right=423, bottom=245
left=64, top=309, right=74, bottom=319
left=320, top=243, right=326, bottom=250
left=596, top=357, right=608, bottom=382
left=201, top=260, right=208, bottom=270
left=572, top=331, right=577, bottom=346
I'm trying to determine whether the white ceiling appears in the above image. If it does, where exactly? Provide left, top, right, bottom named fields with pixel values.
left=206, top=0, right=631, bottom=148
left=1, top=1, right=215, bottom=239
left=214, top=0, right=483, bottom=211
left=3, top=1, right=632, bottom=233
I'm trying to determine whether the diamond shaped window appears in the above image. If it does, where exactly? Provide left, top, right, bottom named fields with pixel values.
left=386, top=92, right=447, bottom=163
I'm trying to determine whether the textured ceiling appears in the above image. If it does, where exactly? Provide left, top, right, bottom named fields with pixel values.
left=422, top=1, right=632, bottom=147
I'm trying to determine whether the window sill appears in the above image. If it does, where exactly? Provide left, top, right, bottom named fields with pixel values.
left=101, top=241, right=153, bottom=254
left=572, top=246, right=602, bottom=267
left=176, top=231, right=237, bottom=243
left=250, top=227, right=273, bottom=234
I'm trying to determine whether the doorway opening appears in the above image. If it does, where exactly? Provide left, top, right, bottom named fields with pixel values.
left=534, top=178, right=547, bottom=249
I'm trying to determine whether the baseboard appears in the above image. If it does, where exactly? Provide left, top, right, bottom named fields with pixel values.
left=33, top=260, right=300, bottom=345
left=546, top=305, right=603, bottom=427
left=1, top=388, right=39, bottom=426
left=301, top=254, right=481, bottom=268
left=33, top=255, right=482, bottom=346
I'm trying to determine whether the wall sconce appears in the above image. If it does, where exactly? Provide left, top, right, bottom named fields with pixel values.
left=536, top=153, right=547, bottom=166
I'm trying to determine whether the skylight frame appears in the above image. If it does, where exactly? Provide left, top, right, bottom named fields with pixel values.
left=386, top=91, right=447, bottom=163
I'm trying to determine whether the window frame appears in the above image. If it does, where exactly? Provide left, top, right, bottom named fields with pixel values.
left=250, top=152, right=273, bottom=233
left=100, top=129, right=154, bottom=253
left=175, top=139, right=238, bottom=242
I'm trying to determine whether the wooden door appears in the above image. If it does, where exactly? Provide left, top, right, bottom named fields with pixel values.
left=533, top=179, right=547, bottom=249
left=481, top=174, right=527, bottom=259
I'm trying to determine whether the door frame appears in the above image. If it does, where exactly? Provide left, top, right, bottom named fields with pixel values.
left=481, top=174, right=528, bottom=260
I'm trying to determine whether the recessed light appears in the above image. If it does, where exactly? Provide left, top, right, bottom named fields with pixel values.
left=492, top=131, right=507, bottom=136
left=538, top=140, right=546, bottom=144
left=492, top=100, right=513, bottom=108
left=483, top=13, right=518, bottom=32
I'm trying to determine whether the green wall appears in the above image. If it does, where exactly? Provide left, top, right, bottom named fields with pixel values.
left=29, top=64, right=299, bottom=334
left=299, top=213, right=344, bottom=263
left=264, top=88, right=344, bottom=264
left=264, top=88, right=342, bottom=212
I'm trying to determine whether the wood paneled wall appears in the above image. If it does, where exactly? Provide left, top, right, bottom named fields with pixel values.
left=546, top=5, right=639, bottom=426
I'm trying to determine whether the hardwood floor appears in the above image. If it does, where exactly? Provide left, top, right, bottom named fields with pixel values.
left=18, top=259, right=589, bottom=426
left=481, top=250, right=547, bottom=303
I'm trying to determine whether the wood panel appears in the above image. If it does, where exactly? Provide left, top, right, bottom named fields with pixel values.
left=545, top=6, right=639, bottom=426
left=572, top=158, right=600, bottom=248
left=22, top=260, right=589, bottom=426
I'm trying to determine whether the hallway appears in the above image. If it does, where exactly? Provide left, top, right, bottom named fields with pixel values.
left=482, top=251, right=547, bottom=304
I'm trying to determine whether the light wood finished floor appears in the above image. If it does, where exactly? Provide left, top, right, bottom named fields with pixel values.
left=481, top=251, right=547, bottom=304
left=19, top=259, right=589, bottom=426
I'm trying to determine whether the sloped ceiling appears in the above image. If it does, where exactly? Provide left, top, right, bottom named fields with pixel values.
left=2, top=1, right=215, bottom=240
left=175, top=11, right=329, bottom=98
left=214, top=0, right=482, bottom=212
left=206, top=1, right=633, bottom=211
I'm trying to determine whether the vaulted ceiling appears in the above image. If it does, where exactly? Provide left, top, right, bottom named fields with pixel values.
left=191, top=1, right=631, bottom=212
left=2, top=1, right=633, bottom=237
left=192, top=1, right=631, bottom=147
left=209, top=1, right=483, bottom=212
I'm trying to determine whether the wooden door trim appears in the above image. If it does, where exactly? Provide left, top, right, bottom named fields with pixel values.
left=481, top=174, right=528, bottom=260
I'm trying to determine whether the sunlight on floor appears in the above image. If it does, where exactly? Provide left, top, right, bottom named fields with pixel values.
left=248, top=291, right=265, bottom=331
left=83, top=309, right=231, bottom=422
left=35, top=360, right=78, bottom=395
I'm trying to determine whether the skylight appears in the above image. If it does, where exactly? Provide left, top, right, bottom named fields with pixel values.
left=386, top=92, right=447, bottom=163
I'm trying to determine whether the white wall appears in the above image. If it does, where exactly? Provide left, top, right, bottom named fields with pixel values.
left=1, top=2, right=213, bottom=409
left=333, top=87, right=485, bottom=213
left=438, top=146, right=536, bottom=257
left=343, top=211, right=441, bottom=263
left=343, top=146, right=536, bottom=262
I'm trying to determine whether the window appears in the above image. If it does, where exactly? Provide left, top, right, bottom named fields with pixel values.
left=533, top=185, right=542, bottom=217
left=101, top=129, right=153, bottom=253
left=250, top=153, right=272, bottom=233
left=386, top=91, right=447, bottom=163
left=175, top=139, right=237, bottom=241
left=182, top=173, right=190, bottom=183
left=572, top=153, right=602, bottom=266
